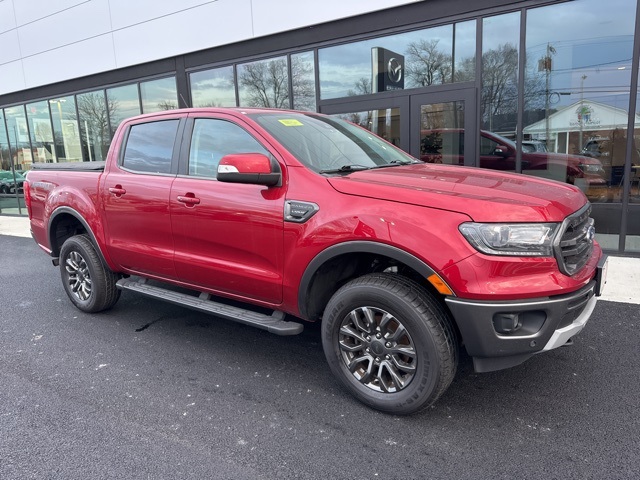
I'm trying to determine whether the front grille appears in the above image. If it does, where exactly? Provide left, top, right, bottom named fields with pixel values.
left=554, top=204, right=595, bottom=276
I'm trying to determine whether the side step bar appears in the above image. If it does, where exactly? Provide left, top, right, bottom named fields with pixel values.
left=116, top=278, right=303, bottom=336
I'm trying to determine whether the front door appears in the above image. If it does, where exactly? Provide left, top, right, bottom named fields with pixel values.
left=169, top=113, right=285, bottom=304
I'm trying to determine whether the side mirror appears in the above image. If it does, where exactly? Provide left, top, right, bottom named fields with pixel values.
left=493, top=145, right=511, bottom=158
left=217, top=153, right=281, bottom=187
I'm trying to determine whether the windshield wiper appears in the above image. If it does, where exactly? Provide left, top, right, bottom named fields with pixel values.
left=319, top=164, right=371, bottom=174
left=370, top=160, right=421, bottom=169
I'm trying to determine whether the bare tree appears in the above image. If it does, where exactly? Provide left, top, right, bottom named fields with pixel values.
left=291, top=55, right=315, bottom=111
left=239, top=58, right=289, bottom=108
left=480, top=43, right=519, bottom=129
left=347, top=77, right=372, bottom=97
left=77, top=92, right=118, bottom=159
left=157, top=100, right=178, bottom=111
left=405, top=39, right=452, bottom=87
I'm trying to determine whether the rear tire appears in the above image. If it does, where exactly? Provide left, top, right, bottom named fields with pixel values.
left=59, top=235, right=121, bottom=313
left=321, top=273, right=458, bottom=415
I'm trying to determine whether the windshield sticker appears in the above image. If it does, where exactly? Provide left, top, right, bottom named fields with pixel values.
left=278, top=119, right=304, bottom=127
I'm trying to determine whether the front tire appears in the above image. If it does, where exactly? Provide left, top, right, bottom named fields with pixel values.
left=321, top=273, right=458, bottom=415
left=59, top=235, right=121, bottom=313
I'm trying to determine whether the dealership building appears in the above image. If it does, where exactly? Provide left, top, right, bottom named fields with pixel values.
left=1, top=0, right=639, bottom=254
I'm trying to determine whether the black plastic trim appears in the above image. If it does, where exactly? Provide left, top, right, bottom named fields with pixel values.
left=48, top=206, right=109, bottom=267
left=445, top=281, right=597, bottom=369
left=297, top=241, right=438, bottom=319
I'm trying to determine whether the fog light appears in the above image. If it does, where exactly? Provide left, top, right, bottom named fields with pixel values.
left=493, top=313, right=522, bottom=334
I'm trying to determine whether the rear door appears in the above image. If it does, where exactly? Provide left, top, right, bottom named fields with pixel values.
left=101, top=115, right=183, bottom=278
left=169, top=113, right=286, bottom=304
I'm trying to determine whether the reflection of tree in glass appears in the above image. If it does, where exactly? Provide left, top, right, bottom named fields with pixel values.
left=291, top=56, right=315, bottom=111
left=481, top=43, right=518, bottom=121
left=239, top=58, right=289, bottom=108
left=405, top=39, right=452, bottom=87
left=238, top=56, right=314, bottom=109
left=157, top=100, right=178, bottom=111
left=77, top=93, right=118, bottom=159
left=347, top=77, right=371, bottom=97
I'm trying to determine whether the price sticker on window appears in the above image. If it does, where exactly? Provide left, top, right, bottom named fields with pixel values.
left=278, top=119, right=304, bottom=127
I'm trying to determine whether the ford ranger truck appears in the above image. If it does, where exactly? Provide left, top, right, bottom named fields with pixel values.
left=24, top=108, right=608, bottom=415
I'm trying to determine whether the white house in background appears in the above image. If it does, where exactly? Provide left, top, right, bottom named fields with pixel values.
left=524, top=100, right=640, bottom=154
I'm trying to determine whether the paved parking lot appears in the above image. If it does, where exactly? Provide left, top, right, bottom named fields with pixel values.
left=1, top=232, right=639, bottom=479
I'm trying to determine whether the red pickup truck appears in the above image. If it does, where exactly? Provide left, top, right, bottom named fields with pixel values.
left=25, top=108, right=608, bottom=415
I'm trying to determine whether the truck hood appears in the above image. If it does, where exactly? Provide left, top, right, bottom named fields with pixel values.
left=327, top=164, right=587, bottom=222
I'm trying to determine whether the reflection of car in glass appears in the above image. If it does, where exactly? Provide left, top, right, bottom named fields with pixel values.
left=0, top=171, right=26, bottom=194
left=522, top=140, right=548, bottom=153
left=420, top=129, right=606, bottom=188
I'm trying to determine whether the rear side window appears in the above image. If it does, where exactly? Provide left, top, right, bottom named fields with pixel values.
left=122, top=120, right=179, bottom=173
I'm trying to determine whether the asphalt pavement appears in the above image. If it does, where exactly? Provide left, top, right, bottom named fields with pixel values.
left=1, top=218, right=639, bottom=479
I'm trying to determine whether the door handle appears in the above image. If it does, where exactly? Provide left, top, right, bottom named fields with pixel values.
left=109, top=186, right=126, bottom=196
left=177, top=194, right=201, bottom=206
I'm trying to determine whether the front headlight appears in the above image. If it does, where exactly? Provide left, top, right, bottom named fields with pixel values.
left=459, top=222, right=558, bottom=256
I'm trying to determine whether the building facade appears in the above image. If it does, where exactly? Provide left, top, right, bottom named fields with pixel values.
left=1, top=0, right=639, bottom=254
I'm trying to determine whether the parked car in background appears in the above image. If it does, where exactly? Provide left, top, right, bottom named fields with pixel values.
left=0, top=170, right=25, bottom=194
left=522, top=140, right=548, bottom=153
left=420, top=129, right=607, bottom=192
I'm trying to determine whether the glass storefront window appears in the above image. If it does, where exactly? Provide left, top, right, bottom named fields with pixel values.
left=26, top=101, right=54, bottom=166
left=140, top=77, right=178, bottom=113
left=77, top=90, right=111, bottom=162
left=524, top=0, right=636, bottom=208
left=106, top=84, right=141, bottom=136
left=454, top=20, right=476, bottom=83
left=190, top=66, right=237, bottom=107
left=481, top=12, right=520, bottom=174
left=5, top=105, right=32, bottom=170
left=625, top=73, right=640, bottom=252
left=0, top=110, right=9, bottom=172
left=49, top=96, right=82, bottom=163
left=319, top=24, right=461, bottom=100
left=0, top=108, right=25, bottom=213
left=291, top=51, right=316, bottom=111
left=238, top=56, right=290, bottom=108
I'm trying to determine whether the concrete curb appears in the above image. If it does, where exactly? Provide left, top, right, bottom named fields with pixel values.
left=1, top=215, right=638, bottom=304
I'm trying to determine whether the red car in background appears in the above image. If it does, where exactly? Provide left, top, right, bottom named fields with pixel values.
left=420, top=129, right=607, bottom=191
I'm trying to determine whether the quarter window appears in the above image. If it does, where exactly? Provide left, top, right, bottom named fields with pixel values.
left=122, top=120, right=179, bottom=173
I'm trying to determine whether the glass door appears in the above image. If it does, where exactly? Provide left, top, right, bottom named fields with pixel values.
left=319, top=87, right=476, bottom=164
left=319, top=96, right=410, bottom=152
left=410, top=88, right=476, bottom=167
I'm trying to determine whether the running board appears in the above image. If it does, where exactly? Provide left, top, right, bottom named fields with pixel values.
left=116, top=278, right=303, bottom=336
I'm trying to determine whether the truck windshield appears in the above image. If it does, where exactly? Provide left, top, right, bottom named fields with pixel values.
left=247, top=112, right=417, bottom=173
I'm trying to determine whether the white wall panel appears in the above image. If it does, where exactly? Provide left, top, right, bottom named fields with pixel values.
left=0, top=0, right=17, bottom=34
left=251, top=0, right=421, bottom=37
left=18, top=0, right=112, bottom=58
left=0, top=30, right=21, bottom=64
left=12, top=0, right=87, bottom=26
left=109, top=0, right=213, bottom=30
left=2, top=0, right=418, bottom=95
left=21, top=34, right=116, bottom=89
left=0, top=60, right=25, bottom=96
left=112, top=0, right=253, bottom=68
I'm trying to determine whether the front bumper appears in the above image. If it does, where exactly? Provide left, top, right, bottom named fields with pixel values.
left=445, top=255, right=607, bottom=373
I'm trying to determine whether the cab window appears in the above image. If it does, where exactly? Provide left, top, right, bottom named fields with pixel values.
left=188, top=119, right=269, bottom=178
left=122, top=120, right=179, bottom=174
